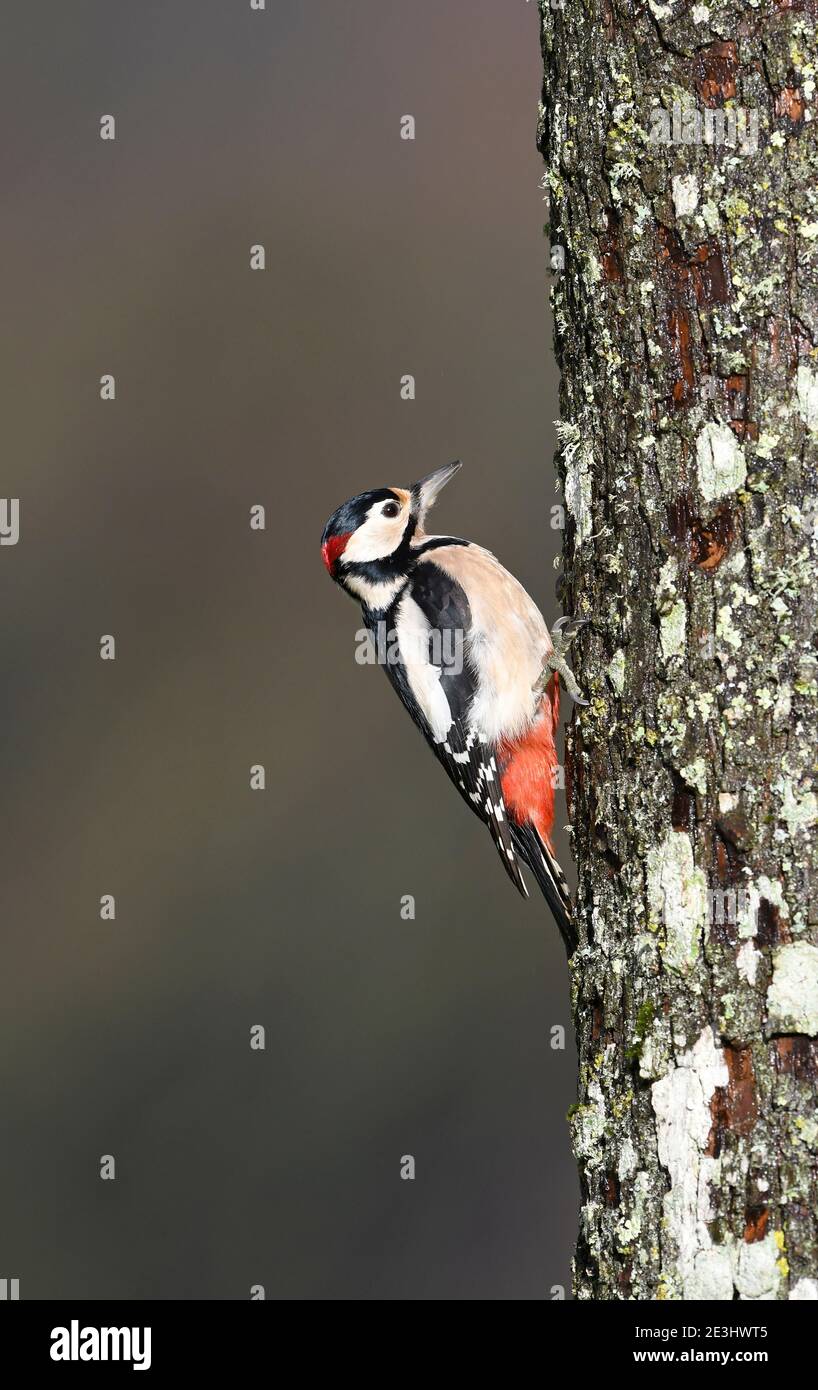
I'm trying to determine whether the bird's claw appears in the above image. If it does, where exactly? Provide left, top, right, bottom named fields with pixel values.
left=551, top=615, right=588, bottom=646
left=533, top=617, right=589, bottom=706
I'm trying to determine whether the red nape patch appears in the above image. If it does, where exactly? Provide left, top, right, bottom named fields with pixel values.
left=321, top=533, right=351, bottom=576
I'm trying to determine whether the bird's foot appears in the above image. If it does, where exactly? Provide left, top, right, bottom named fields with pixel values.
left=533, top=616, right=588, bottom=705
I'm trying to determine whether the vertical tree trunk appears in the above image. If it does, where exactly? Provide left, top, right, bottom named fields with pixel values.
left=538, top=0, right=818, bottom=1300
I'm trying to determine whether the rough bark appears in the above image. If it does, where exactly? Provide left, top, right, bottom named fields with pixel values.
left=538, top=0, right=818, bottom=1300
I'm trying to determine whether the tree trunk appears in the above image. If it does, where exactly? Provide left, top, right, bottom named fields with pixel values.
left=538, top=0, right=818, bottom=1300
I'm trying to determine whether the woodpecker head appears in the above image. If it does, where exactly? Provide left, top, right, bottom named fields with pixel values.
left=321, top=461, right=461, bottom=601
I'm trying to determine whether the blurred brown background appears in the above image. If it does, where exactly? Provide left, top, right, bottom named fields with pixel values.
left=1, top=0, right=576, bottom=1299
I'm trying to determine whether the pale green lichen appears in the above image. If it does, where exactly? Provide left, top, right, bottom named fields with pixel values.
left=660, top=600, right=686, bottom=661
left=680, top=758, right=707, bottom=794
left=684, top=1231, right=786, bottom=1302
left=606, top=647, right=626, bottom=694
left=795, top=1116, right=818, bottom=1148
left=646, top=832, right=707, bottom=972
left=774, top=775, right=818, bottom=836
left=696, top=422, right=747, bottom=501
left=651, top=1029, right=730, bottom=1300
left=716, top=604, right=743, bottom=651
left=617, top=1137, right=637, bottom=1180
left=732, top=1232, right=785, bottom=1300
left=571, top=1080, right=607, bottom=1169
left=556, top=420, right=593, bottom=547
left=790, top=1279, right=818, bottom=1300
left=736, top=939, right=760, bottom=986
left=767, top=942, right=818, bottom=1035
left=672, top=173, right=699, bottom=217
left=796, top=362, right=818, bottom=432
left=758, top=876, right=790, bottom=918
left=754, top=430, right=779, bottom=459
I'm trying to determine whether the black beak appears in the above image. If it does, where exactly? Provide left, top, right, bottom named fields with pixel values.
left=411, top=460, right=462, bottom=518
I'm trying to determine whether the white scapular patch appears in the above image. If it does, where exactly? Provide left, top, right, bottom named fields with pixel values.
left=394, top=592, right=453, bottom=742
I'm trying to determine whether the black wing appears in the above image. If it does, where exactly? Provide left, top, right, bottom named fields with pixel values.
left=378, top=557, right=529, bottom=898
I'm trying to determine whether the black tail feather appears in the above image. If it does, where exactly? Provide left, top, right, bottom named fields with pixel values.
left=511, top=823, right=577, bottom=956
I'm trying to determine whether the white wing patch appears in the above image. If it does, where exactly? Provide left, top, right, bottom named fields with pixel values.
left=393, top=592, right=453, bottom=742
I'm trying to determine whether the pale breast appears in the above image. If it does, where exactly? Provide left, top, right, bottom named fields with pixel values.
left=416, top=543, right=552, bottom=744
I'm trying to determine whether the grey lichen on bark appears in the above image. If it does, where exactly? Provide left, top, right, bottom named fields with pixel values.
left=538, top=0, right=818, bottom=1299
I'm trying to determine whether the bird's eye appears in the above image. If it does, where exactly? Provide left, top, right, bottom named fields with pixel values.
left=382, top=502, right=400, bottom=518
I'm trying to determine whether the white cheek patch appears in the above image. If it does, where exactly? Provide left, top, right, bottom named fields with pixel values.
left=342, top=502, right=406, bottom=565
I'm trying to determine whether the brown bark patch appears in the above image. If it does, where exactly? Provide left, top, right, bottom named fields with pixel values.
left=755, top=896, right=788, bottom=947
left=725, top=1046, right=758, bottom=1135
left=599, top=210, right=623, bottom=283
left=726, top=374, right=748, bottom=415
left=773, top=1036, right=818, bottom=1079
left=712, top=820, right=748, bottom=892
left=657, top=232, right=729, bottom=408
left=690, top=245, right=729, bottom=307
left=667, top=492, right=694, bottom=544
left=671, top=782, right=696, bottom=832
left=776, top=88, right=805, bottom=124
left=744, top=1206, right=769, bottom=1243
left=657, top=224, right=688, bottom=287
left=729, top=420, right=759, bottom=442
left=669, top=309, right=695, bottom=406
left=708, top=889, right=739, bottom=947
left=715, top=808, right=751, bottom=854
left=658, top=230, right=728, bottom=308
left=773, top=0, right=818, bottom=13
left=709, top=1045, right=757, bottom=1155
left=692, top=505, right=735, bottom=571
left=591, top=1000, right=603, bottom=1043
left=602, top=245, right=622, bottom=283
left=694, top=41, right=738, bottom=108
left=667, top=496, right=734, bottom=571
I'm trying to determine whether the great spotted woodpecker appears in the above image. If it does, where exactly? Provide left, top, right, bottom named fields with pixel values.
left=321, top=461, right=582, bottom=955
